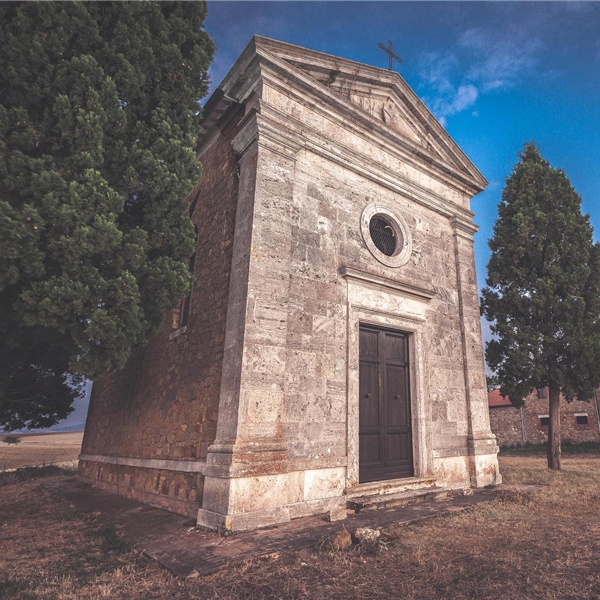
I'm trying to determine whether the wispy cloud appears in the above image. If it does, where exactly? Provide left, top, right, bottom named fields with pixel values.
left=419, top=21, right=544, bottom=125
left=459, top=26, right=543, bottom=92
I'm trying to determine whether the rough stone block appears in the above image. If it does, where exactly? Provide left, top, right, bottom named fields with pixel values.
left=327, top=508, right=347, bottom=522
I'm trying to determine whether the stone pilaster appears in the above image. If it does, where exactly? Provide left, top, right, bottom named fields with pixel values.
left=197, top=110, right=305, bottom=531
left=451, top=216, right=502, bottom=487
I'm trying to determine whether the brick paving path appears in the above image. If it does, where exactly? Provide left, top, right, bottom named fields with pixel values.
left=48, top=479, right=543, bottom=578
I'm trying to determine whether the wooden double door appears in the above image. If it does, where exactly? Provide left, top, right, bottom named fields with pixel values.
left=359, top=325, right=414, bottom=483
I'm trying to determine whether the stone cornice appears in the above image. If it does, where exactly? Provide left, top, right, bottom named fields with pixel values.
left=349, top=304, right=427, bottom=324
left=451, top=215, right=479, bottom=239
left=231, top=109, right=303, bottom=164
left=79, top=454, right=206, bottom=473
left=340, top=266, right=436, bottom=301
left=256, top=59, right=484, bottom=198
left=232, top=110, right=260, bottom=157
left=252, top=36, right=487, bottom=187
left=255, top=113, right=304, bottom=157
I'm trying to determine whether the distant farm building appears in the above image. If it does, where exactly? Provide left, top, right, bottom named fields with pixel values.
left=488, top=389, right=600, bottom=447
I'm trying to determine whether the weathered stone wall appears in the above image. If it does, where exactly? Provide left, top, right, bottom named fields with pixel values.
left=281, top=151, right=467, bottom=460
left=489, top=393, right=600, bottom=447
left=80, top=115, right=241, bottom=515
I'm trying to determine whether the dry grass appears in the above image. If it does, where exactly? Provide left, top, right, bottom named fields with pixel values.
left=501, top=442, right=600, bottom=457
left=2, top=454, right=600, bottom=599
left=0, top=432, right=83, bottom=471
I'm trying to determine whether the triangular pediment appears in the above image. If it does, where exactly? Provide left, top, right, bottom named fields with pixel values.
left=214, top=36, right=488, bottom=192
left=289, top=64, right=432, bottom=148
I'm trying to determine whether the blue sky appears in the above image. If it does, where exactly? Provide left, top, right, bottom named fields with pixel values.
left=205, top=1, right=600, bottom=317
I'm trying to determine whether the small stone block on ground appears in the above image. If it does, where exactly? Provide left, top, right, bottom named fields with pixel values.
left=327, top=508, right=347, bottom=522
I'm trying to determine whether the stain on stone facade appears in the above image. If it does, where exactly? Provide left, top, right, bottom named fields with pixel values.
left=81, top=37, right=501, bottom=530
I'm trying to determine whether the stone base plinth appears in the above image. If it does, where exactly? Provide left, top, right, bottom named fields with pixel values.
left=468, top=433, right=502, bottom=487
left=197, top=505, right=291, bottom=532
left=432, top=447, right=502, bottom=490
left=468, top=453, right=502, bottom=487
left=197, top=465, right=347, bottom=532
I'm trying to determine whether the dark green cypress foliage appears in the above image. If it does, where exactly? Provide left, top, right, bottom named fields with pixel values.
left=0, top=2, right=214, bottom=429
left=481, top=142, right=600, bottom=469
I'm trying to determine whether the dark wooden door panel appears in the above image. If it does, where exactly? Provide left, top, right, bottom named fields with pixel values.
left=385, top=365, right=409, bottom=428
left=359, top=325, right=413, bottom=483
left=385, top=333, right=407, bottom=362
left=359, top=434, right=381, bottom=465
left=387, top=433, right=412, bottom=463
left=359, top=362, right=380, bottom=429
left=359, top=328, right=379, bottom=358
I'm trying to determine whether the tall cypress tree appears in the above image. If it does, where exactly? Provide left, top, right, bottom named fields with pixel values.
left=481, top=143, right=600, bottom=470
left=0, top=2, right=214, bottom=430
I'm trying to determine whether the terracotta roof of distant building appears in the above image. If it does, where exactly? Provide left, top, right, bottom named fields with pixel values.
left=488, top=389, right=513, bottom=407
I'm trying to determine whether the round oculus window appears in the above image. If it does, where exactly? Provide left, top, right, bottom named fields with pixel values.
left=360, top=203, right=412, bottom=268
left=369, top=216, right=401, bottom=256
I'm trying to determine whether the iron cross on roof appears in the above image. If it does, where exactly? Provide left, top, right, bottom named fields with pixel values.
left=378, top=40, right=402, bottom=71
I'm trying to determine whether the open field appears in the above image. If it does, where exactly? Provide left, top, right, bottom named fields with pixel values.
left=2, top=452, right=600, bottom=599
left=0, top=431, right=83, bottom=471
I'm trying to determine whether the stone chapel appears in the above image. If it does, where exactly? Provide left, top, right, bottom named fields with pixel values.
left=80, top=36, right=501, bottom=531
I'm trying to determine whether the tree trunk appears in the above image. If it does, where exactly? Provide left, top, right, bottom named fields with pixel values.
left=547, top=382, right=561, bottom=470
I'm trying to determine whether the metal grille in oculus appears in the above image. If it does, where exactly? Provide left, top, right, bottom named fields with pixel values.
left=369, top=216, right=397, bottom=256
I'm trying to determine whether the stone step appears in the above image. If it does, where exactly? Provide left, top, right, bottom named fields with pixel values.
left=346, top=486, right=448, bottom=513
left=345, top=476, right=437, bottom=499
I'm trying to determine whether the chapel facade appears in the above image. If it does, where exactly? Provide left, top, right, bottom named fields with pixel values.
left=80, top=37, right=501, bottom=531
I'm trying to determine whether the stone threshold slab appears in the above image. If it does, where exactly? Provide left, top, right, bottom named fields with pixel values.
left=347, top=485, right=448, bottom=512
left=345, top=476, right=437, bottom=498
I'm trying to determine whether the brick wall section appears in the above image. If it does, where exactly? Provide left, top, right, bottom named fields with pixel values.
left=80, top=112, right=243, bottom=515
left=489, top=392, right=600, bottom=447
left=489, top=405, right=524, bottom=447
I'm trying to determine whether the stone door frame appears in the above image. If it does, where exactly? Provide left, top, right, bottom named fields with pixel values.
left=342, top=268, right=435, bottom=490
left=358, top=323, right=414, bottom=483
